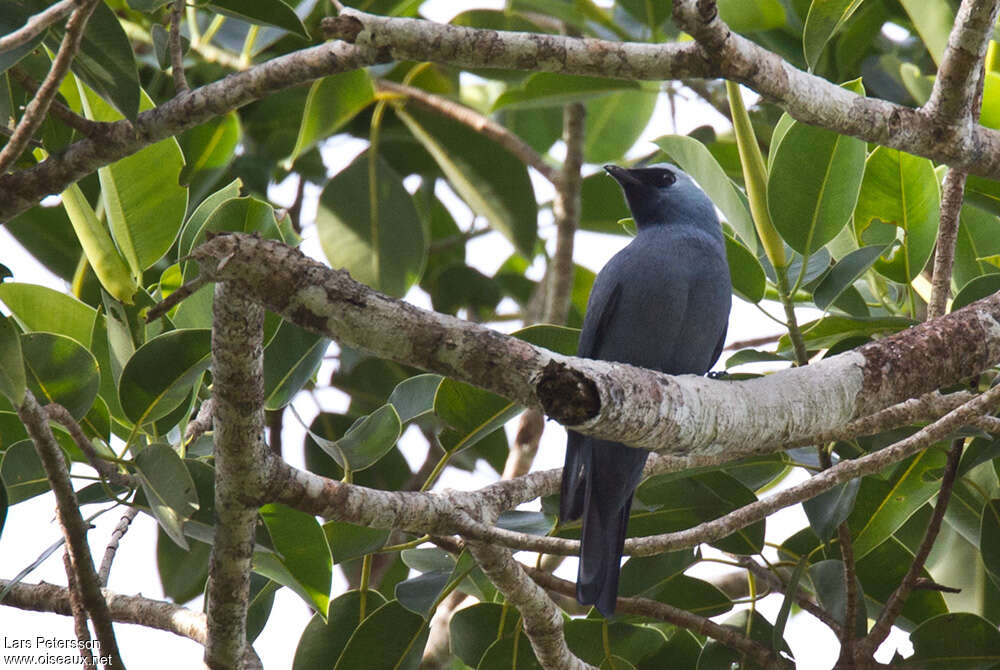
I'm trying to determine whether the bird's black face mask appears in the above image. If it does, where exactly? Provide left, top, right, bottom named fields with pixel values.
left=605, top=165, right=678, bottom=227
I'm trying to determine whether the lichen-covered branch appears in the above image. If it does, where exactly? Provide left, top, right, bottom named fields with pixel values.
left=204, top=283, right=268, bottom=670
left=0, top=0, right=75, bottom=53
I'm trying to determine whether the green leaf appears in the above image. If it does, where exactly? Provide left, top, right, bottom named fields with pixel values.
left=513, top=324, right=580, bottom=355
left=207, top=0, right=308, bottom=38
left=812, top=244, right=887, bottom=311
left=157, top=527, right=211, bottom=604
left=897, top=0, right=955, bottom=65
left=777, top=315, right=912, bottom=352
left=288, top=70, right=375, bottom=165
left=333, top=600, right=428, bottom=670
left=177, top=182, right=249, bottom=258
left=952, top=274, right=1000, bottom=312
left=564, top=619, right=666, bottom=666
left=0, top=283, right=97, bottom=347
left=809, top=560, right=866, bottom=636
left=583, top=87, right=658, bottom=163
left=118, top=329, right=211, bottom=426
left=317, top=151, right=426, bottom=297
left=22, top=332, right=99, bottom=420
left=323, top=521, right=390, bottom=564
left=725, top=348, right=790, bottom=369
left=292, top=591, right=388, bottom=670
left=767, top=120, right=865, bottom=255
left=717, top=0, right=786, bottom=32
left=0, top=316, right=26, bottom=407
left=77, top=82, right=187, bottom=277
left=450, top=603, right=520, bottom=669
left=982, top=498, right=1000, bottom=591
left=259, top=503, right=332, bottom=616
left=0, top=3, right=46, bottom=73
left=579, top=171, right=632, bottom=235
left=311, top=404, right=402, bottom=473
left=263, top=320, right=328, bottom=410
left=179, top=112, right=242, bottom=203
left=724, top=234, right=766, bottom=303
left=632, top=471, right=765, bottom=554
left=856, top=536, right=947, bottom=628
left=853, top=147, right=940, bottom=283
left=479, top=634, right=541, bottom=670
left=803, top=0, right=866, bottom=71
left=395, top=571, right=450, bottom=616
left=698, top=610, right=791, bottom=668
left=434, top=380, right=521, bottom=454
left=135, top=444, right=199, bottom=550
left=386, top=374, right=443, bottom=424
left=909, top=613, right=1000, bottom=668
left=654, top=134, right=757, bottom=251
left=43, top=0, right=140, bottom=119
left=802, top=477, right=860, bottom=541
left=493, top=73, right=639, bottom=110
left=848, top=449, right=948, bottom=560
left=773, top=556, right=808, bottom=651
left=401, top=547, right=455, bottom=573
left=396, top=108, right=536, bottom=258
left=5, top=202, right=81, bottom=282
left=0, top=440, right=51, bottom=504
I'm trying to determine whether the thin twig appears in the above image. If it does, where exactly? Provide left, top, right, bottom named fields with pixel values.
left=169, top=0, right=189, bottom=94
left=8, top=66, right=110, bottom=138
left=0, top=0, right=75, bottom=54
left=16, top=391, right=124, bottom=668
left=544, top=102, right=585, bottom=325
left=376, top=79, right=560, bottom=185
left=0, top=0, right=102, bottom=174
left=147, top=275, right=207, bottom=322
left=734, top=556, right=841, bottom=635
left=98, top=507, right=140, bottom=587
left=43, top=403, right=136, bottom=489
left=927, top=169, right=968, bottom=319
left=858, top=437, right=965, bottom=657
left=724, top=332, right=783, bottom=351
left=184, top=398, right=215, bottom=443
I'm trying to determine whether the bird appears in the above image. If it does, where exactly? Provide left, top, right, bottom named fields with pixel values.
left=559, top=163, right=732, bottom=616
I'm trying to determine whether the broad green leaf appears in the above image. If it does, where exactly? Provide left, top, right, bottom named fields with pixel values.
left=22, top=332, right=99, bottom=419
left=288, top=70, right=375, bottom=165
left=513, top=324, right=580, bottom=355
left=333, top=600, right=428, bottom=670
left=966, top=174, right=1000, bottom=216
left=259, top=503, right=332, bottom=616
left=157, top=528, right=211, bottom=604
left=579, top=171, right=631, bottom=235
left=479, top=634, right=541, bottom=670
left=0, top=316, right=26, bottom=406
left=982, top=499, right=1000, bottom=592
left=245, top=576, right=277, bottom=643
left=777, top=315, right=912, bottom=352
left=724, top=234, right=766, bottom=303
left=0, top=440, right=51, bottom=504
left=803, top=0, right=866, bottom=70
left=856, top=535, right=947, bottom=628
left=725, top=348, right=790, bottom=369
left=908, top=613, right=1000, bottom=668
left=395, top=571, right=450, bottom=616
left=898, top=0, right=955, bottom=65
left=429, top=265, right=502, bottom=317
left=207, top=0, right=308, bottom=37
left=952, top=274, right=1000, bottom=312
left=853, top=147, right=940, bottom=283
left=311, top=404, right=402, bottom=473
left=848, top=449, right=948, bottom=560
left=631, top=471, right=765, bottom=554
left=39, top=0, right=140, bottom=119
left=135, top=444, right=199, bottom=550
left=496, top=511, right=554, bottom=536
left=654, top=134, right=757, bottom=251
left=179, top=112, right=242, bottom=203
left=0, top=283, right=97, bottom=347
left=718, top=0, right=786, bottom=32
left=773, top=557, right=808, bottom=650
left=434, top=380, right=521, bottom=454
left=396, top=108, right=536, bottom=257
left=450, top=603, right=520, bottom=669
left=118, top=329, right=211, bottom=426
left=317, top=151, right=426, bottom=297
left=177, top=180, right=246, bottom=257
left=809, top=560, right=866, bottom=636
left=564, top=619, right=666, bottom=666
left=387, top=374, right=444, bottom=424
left=978, top=72, right=1000, bottom=130
left=77, top=82, right=187, bottom=277
left=583, top=87, right=657, bottom=163
left=0, top=3, right=45, bottom=73
left=263, top=320, right=328, bottom=410
left=802, top=478, right=860, bottom=541
left=401, top=547, right=455, bottom=573
left=956, top=196, right=1000, bottom=289
left=812, top=245, right=887, bottom=311
left=323, top=521, right=390, bottom=564
left=292, top=591, right=388, bottom=670
left=5, top=202, right=81, bottom=282
left=698, top=610, right=791, bottom=668
left=767, top=119, right=865, bottom=255
left=493, top=73, right=640, bottom=110
left=619, top=549, right=697, bottom=597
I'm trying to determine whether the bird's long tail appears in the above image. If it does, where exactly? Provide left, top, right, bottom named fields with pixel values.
left=560, top=434, right=648, bottom=617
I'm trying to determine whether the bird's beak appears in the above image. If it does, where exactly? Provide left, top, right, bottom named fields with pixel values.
left=604, top=164, right=642, bottom=186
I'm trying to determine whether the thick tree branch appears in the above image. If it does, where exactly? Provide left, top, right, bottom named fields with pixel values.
left=0, top=0, right=101, bottom=174
left=16, top=391, right=124, bottom=668
left=0, top=0, right=75, bottom=53
left=466, top=543, right=594, bottom=670
left=185, top=234, right=1000, bottom=462
left=204, top=283, right=268, bottom=670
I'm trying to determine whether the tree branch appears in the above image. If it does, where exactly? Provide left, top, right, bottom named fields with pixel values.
left=0, top=0, right=101, bottom=174
left=16, top=391, right=124, bottom=668
left=204, top=283, right=268, bottom=670
left=98, top=507, right=140, bottom=587
left=169, top=0, right=189, bottom=94
left=544, top=101, right=585, bottom=325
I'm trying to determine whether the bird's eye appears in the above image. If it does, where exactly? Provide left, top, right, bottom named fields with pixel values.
left=660, top=170, right=675, bottom=187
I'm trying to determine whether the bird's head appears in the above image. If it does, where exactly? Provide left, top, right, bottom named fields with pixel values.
left=604, top=163, right=718, bottom=232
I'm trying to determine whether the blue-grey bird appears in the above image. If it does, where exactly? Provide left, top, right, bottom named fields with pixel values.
left=559, top=163, right=732, bottom=616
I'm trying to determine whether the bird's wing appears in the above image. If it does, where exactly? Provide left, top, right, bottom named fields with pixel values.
left=576, top=282, right=622, bottom=359
left=707, top=322, right=728, bottom=370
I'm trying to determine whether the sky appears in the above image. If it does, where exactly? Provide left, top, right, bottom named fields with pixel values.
left=0, top=2, right=912, bottom=668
